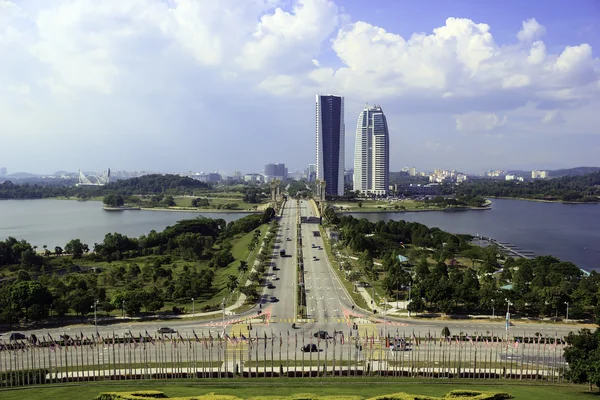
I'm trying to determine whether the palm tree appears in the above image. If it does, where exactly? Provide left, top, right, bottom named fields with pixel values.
left=237, top=260, right=249, bottom=275
left=226, top=275, right=239, bottom=292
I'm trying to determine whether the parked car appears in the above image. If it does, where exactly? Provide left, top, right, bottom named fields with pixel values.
left=267, top=283, right=276, bottom=289
left=157, top=327, right=176, bottom=334
left=272, top=274, right=279, bottom=280
left=313, top=331, right=331, bottom=339
left=9, top=333, right=26, bottom=341
left=270, top=296, right=279, bottom=302
left=312, top=256, right=319, bottom=261
left=301, top=344, right=319, bottom=352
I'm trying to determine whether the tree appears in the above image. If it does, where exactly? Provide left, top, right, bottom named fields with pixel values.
left=564, top=328, right=600, bottom=391
left=65, top=239, right=86, bottom=259
left=237, top=260, right=249, bottom=275
left=54, top=246, right=63, bottom=256
left=103, top=194, right=125, bottom=207
left=441, top=326, right=451, bottom=338
left=226, top=275, right=239, bottom=292
left=357, top=201, right=363, bottom=208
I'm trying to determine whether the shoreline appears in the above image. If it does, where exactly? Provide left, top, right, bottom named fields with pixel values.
left=489, top=196, right=599, bottom=204
left=139, top=207, right=261, bottom=214
left=336, top=206, right=491, bottom=214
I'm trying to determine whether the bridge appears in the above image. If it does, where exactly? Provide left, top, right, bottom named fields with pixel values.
left=76, top=168, right=111, bottom=186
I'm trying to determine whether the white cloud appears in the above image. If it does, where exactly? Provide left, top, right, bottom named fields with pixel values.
left=517, top=18, right=546, bottom=42
left=542, top=110, right=565, bottom=124
left=455, top=112, right=507, bottom=132
left=0, top=2, right=599, bottom=173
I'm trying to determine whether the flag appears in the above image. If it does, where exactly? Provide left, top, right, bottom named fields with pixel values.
left=241, top=334, right=248, bottom=343
left=340, top=333, right=345, bottom=345
left=295, top=332, right=298, bottom=347
left=264, top=332, right=268, bottom=349
left=514, top=339, right=519, bottom=349
left=224, top=333, right=232, bottom=343
left=467, top=334, right=473, bottom=345
left=193, top=330, right=200, bottom=342
left=279, top=332, right=283, bottom=347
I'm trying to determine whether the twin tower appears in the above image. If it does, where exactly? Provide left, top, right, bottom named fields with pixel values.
left=315, top=95, right=390, bottom=198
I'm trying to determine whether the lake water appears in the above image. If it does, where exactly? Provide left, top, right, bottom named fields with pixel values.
left=0, top=199, right=250, bottom=249
left=348, top=198, right=600, bottom=272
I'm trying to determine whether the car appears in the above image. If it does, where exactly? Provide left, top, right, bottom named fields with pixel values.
left=301, top=344, right=319, bottom=352
left=286, top=238, right=291, bottom=241
left=390, top=343, right=411, bottom=351
left=9, top=333, right=26, bottom=341
left=311, top=244, right=316, bottom=248
left=273, top=266, right=279, bottom=271
left=312, top=256, right=319, bottom=261
left=157, top=327, right=176, bottom=334
left=267, top=283, right=276, bottom=289
left=313, top=331, right=331, bottom=339
left=270, top=296, right=279, bottom=302
left=272, top=274, right=279, bottom=280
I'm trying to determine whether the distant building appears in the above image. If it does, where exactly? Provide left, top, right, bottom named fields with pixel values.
left=408, top=167, right=417, bottom=177
left=316, top=94, right=345, bottom=197
left=531, top=170, right=548, bottom=179
left=506, top=175, right=524, bottom=182
left=0, top=167, right=6, bottom=176
left=232, top=171, right=242, bottom=180
left=306, top=164, right=316, bottom=182
left=264, top=163, right=287, bottom=182
left=353, top=104, right=390, bottom=196
left=244, top=173, right=263, bottom=183
left=194, top=173, right=221, bottom=183
left=397, top=183, right=441, bottom=195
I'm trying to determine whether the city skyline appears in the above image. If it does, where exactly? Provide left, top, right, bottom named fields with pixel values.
left=353, top=104, right=390, bottom=195
left=1, top=0, right=599, bottom=174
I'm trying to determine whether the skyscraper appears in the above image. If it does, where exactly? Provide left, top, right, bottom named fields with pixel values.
left=316, top=94, right=345, bottom=197
left=353, top=104, right=390, bottom=196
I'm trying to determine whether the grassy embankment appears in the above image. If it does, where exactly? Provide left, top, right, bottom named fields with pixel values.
left=0, top=378, right=591, bottom=400
left=41, top=225, right=269, bottom=322
left=329, top=199, right=444, bottom=213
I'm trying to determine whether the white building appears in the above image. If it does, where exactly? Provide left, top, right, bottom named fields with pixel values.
left=532, top=170, right=548, bottom=179
left=506, top=175, right=524, bottom=182
left=352, top=104, right=390, bottom=196
left=316, top=94, right=345, bottom=197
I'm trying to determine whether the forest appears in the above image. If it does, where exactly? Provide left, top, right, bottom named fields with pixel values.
left=457, top=171, right=600, bottom=202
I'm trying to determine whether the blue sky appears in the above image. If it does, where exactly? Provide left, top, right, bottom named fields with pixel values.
left=0, top=0, right=599, bottom=175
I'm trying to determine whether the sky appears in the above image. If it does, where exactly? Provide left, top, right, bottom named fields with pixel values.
left=0, top=0, right=599, bottom=175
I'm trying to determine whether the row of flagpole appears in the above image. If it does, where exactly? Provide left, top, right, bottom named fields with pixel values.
left=0, top=329, right=567, bottom=386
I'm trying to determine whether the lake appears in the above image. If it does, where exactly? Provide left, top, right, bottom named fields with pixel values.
left=348, top=198, right=600, bottom=272
left=0, top=199, right=250, bottom=249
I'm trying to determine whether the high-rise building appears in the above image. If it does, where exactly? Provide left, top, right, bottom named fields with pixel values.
left=306, top=164, right=316, bottom=182
left=264, top=163, right=287, bottom=182
left=0, top=167, right=6, bottom=176
left=316, top=94, right=345, bottom=197
left=408, top=167, right=417, bottom=177
left=353, top=104, right=390, bottom=196
left=532, top=170, right=548, bottom=179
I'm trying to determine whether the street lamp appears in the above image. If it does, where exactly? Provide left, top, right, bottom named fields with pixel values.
left=564, top=302, right=569, bottom=322
left=407, top=285, right=412, bottom=317
left=192, top=298, right=195, bottom=316
left=491, top=299, right=495, bottom=318
left=222, top=297, right=226, bottom=324
left=122, top=300, right=125, bottom=318
left=92, top=300, right=99, bottom=334
left=505, top=299, right=512, bottom=339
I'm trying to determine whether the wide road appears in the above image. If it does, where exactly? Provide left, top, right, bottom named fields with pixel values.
left=299, top=199, right=352, bottom=322
left=264, top=199, right=298, bottom=321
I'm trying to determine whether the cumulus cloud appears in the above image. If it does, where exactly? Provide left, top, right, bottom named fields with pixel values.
left=455, top=112, right=507, bottom=132
left=517, top=18, right=546, bottom=42
left=0, top=0, right=599, bottom=173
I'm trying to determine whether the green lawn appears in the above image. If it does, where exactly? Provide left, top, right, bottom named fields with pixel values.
left=329, top=199, right=440, bottom=212
left=173, top=196, right=266, bottom=211
left=0, top=379, right=591, bottom=400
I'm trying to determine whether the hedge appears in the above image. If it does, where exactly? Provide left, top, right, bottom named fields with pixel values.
left=0, top=369, right=49, bottom=386
left=94, top=391, right=512, bottom=400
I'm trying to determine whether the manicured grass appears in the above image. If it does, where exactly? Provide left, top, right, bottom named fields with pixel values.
left=329, top=199, right=441, bottom=212
left=0, top=378, right=591, bottom=400
left=319, top=226, right=369, bottom=310
left=173, top=196, right=266, bottom=211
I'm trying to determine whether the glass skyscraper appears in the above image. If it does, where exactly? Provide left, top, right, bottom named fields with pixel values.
left=315, top=94, right=345, bottom=197
left=353, top=104, right=389, bottom=196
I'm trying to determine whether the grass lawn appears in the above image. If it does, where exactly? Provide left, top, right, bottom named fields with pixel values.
left=0, top=378, right=591, bottom=400
left=329, top=199, right=443, bottom=212
left=319, top=226, right=369, bottom=310
left=174, top=196, right=265, bottom=211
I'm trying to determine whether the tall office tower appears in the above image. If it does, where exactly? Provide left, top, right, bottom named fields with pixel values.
left=0, top=167, right=6, bottom=176
left=353, top=104, right=390, bottom=196
left=316, top=94, right=345, bottom=197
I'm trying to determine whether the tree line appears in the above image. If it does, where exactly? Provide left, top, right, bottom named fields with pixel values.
left=0, top=208, right=275, bottom=324
left=326, top=209, right=600, bottom=321
left=457, top=172, right=600, bottom=202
